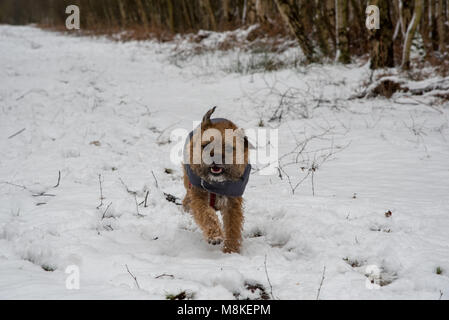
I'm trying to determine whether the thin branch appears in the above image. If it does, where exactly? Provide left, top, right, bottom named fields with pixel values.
left=264, top=254, right=276, bottom=300
left=96, top=174, right=104, bottom=209
left=8, top=128, right=26, bottom=139
left=125, top=264, right=140, bottom=289
left=0, top=181, right=28, bottom=191
left=32, top=192, right=56, bottom=197
left=1, top=181, right=56, bottom=197
left=164, top=192, right=182, bottom=206
left=316, top=266, right=326, bottom=300
left=139, top=190, right=150, bottom=207
left=53, top=170, right=61, bottom=188
left=311, top=165, right=315, bottom=197
left=101, top=202, right=113, bottom=220
left=119, top=177, right=137, bottom=195
left=134, top=194, right=144, bottom=217
left=155, top=273, right=174, bottom=279
left=151, top=170, right=159, bottom=189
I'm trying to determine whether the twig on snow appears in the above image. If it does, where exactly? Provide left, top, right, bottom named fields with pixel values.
left=53, top=170, right=61, bottom=188
left=134, top=194, right=144, bottom=217
left=138, top=190, right=150, bottom=207
left=164, top=192, right=182, bottom=206
left=155, top=273, right=174, bottom=279
left=125, top=264, right=140, bottom=289
left=8, top=128, right=26, bottom=139
left=151, top=170, right=159, bottom=189
left=96, top=174, right=105, bottom=209
left=316, top=266, right=326, bottom=300
left=119, top=177, right=137, bottom=195
left=0, top=181, right=28, bottom=191
left=32, top=192, right=56, bottom=197
left=1, top=181, right=55, bottom=197
left=264, top=254, right=276, bottom=300
left=101, top=202, right=113, bottom=220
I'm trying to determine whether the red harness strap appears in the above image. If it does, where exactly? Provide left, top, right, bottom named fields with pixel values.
left=209, top=192, right=216, bottom=209
left=189, top=182, right=217, bottom=209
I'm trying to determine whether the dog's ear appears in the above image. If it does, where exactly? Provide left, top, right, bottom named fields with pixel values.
left=244, top=136, right=256, bottom=150
left=202, top=106, right=217, bottom=126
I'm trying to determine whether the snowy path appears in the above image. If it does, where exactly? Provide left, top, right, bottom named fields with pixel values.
left=1, top=25, right=448, bottom=299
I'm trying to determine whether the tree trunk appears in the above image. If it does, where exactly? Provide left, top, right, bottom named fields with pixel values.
left=436, top=0, right=445, bottom=51
left=244, top=0, right=257, bottom=24
left=199, top=0, right=217, bottom=30
left=430, top=0, right=439, bottom=49
left=181, top=0, right=192, bottom=30
left=117, top=0, right=127, bottom=27
left=166, top=0, right=175, bottom=32
left=446, top=0, right=448, bottom=22
left=275, top=0, right=317, bottom=63
left=222, top=0, right=232, bottom=23
left=315, top=0, right=331, bottom=56
left=350, top=0, right=366, bottom=34
left=402, top=0, right=424, bottom=69
left=256, top=0, right=272, bottom=23
left=324, top=0, right=337, bottom=54
left=420, top=0, right=431, bottom=45
left=135, top=0, right=149, bottom=31
left=337, top=0, right=350, bottom=63
left=369, top=0, right=395, bottom=69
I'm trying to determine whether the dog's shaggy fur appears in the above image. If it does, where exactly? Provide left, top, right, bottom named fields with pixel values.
left=182, top=107, right=249, bottom=253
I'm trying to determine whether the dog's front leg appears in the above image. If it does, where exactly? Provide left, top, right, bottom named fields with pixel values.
left=190, top=195, right=224, bottom=245
left=222, top=197, right=244, bottom=253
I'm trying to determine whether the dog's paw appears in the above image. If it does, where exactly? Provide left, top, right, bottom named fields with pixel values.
left=223, top=240, right=241, bottom=254
left=207, top=237, right=223, bottom=245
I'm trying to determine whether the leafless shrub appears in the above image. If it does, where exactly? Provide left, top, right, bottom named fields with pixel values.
left=402, top=113, right=430, bottom=157
left=245, top=75, right=349, bottom=126
left=277, top=127, right=350, bottom=195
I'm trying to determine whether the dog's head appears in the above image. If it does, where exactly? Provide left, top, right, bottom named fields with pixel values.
left=187, top=107, right=250, bottom=183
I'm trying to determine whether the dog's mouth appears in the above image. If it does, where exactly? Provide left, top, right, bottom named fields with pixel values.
left=209, top=165, right=224, bottom=175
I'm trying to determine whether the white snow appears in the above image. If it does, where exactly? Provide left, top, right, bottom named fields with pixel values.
left=1, top=25, right=449, bottom=300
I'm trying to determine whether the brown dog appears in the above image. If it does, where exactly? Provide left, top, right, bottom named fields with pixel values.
left=182, top=107, right=251, bottom=253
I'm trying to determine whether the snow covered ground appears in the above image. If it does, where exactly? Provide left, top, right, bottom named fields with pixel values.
left=1, top=25, right=448, bottom=300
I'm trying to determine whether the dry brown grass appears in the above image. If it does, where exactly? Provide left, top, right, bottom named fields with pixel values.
left=38, top=23, right=176, bottom=42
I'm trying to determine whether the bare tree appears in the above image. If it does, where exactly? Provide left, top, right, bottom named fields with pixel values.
left=275, top=0, right=317, bottom=63
left=402, top=0, right=424, bottom=69
left=369, top=0, right=395, bottom=69
left=135, top=0, right=149, bottom=31
left=337, top=0, right=350, bottom=63
left=0, top=0, right=446, bottom=70
left=199, top=0, right=217, bottom=30
left=436, top=0, right=445, bottom=51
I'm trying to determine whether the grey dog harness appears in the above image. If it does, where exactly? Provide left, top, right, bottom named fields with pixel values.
left=183, top=118, right=251, bottom=198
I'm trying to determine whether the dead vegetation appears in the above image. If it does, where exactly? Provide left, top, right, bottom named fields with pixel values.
left=233, top=281, right=271, bottom=300
left=356, top=74, right=449, bottom=105
left=168, top=24, right=299, bottom=74
left=343, top=258, right=398, bottom=287
left=166, top=290, right=194, bottom=300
